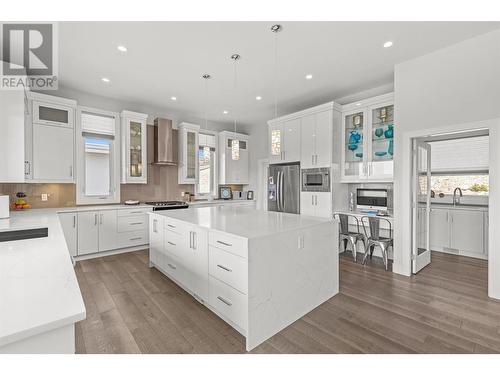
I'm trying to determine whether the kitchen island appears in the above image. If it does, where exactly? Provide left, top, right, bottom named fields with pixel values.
left=0, top=209, right=86, bottom=353
left=148, top=206, right=339, bottom=351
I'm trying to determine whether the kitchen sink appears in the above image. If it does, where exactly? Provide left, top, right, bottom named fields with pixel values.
left=0, top=227, right=48, bottom=242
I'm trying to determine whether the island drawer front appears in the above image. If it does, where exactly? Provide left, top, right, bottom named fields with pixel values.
left=117, top=230, right=148, bottom=248
left=209, top=276, right=247, bottom=330
left=117, top=207, right=151, bottom=217
left=209, top=246, right=248, bottom=294
left=209, top=231, right=248, bottom=258
left=164, top=217, right=188, bottom=235
left=117, top=215, right=147, bottom=232
left=164, top=231, right=185, bottom=260
left=162, top=251, right=185, bottom=284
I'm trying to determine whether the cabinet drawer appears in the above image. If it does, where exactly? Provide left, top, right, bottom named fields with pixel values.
left=209, top=276, right=247, bottom=330
left=164, top=230, right=185, bottom=260
left=164, top=217, right=187, bottom=234
left=209, top=246, right=248, bottom=294
left=117, top=230, right=148, bottom=248
left=117, top=207, right=151, bottom=217
left=209, top=231, right=248, bottom=258
left=118, top=215, right=147, bottom=232
left=162, top=251, right=185, bottom=285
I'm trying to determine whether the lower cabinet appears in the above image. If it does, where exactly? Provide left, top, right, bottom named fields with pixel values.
left=59, top=207, right=150, bottom=257
left=300, top=192, right=332, bottom=218
left=429, top=207, right=487, bottom=258
left=58, top=212, right=78, bottom=257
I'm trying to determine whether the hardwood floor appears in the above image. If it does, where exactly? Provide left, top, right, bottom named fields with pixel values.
left=74, top=249, right=500, bottom=353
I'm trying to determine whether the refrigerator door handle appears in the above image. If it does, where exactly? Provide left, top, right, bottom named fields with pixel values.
left=276, top=171, right=281, bottom=212
left=280, top=170, right=285, bottom=211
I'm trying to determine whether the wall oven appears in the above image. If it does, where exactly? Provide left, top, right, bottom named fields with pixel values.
left=301, top=167, right=330, bottom=192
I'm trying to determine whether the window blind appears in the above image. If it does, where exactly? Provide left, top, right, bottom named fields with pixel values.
left=430, top=136, right=489, bottom=173
left=81, top=112, right=116, bottom=136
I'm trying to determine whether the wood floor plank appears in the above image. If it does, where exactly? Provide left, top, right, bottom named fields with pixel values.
left=74, top=249, right=500, bottom=354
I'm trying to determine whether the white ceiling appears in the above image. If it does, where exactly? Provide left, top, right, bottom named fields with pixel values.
left=59, top=21, right=500, bottom=126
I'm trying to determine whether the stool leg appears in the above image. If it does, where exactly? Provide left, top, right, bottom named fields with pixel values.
left=362, top=240, right=370, bottom=265
left=380, top=243, right=388, bottom=270
left=349, top=237, right=357, bottom=262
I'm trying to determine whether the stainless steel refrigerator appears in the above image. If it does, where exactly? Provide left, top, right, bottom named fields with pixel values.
left=268, top=163, right=300, bottom=214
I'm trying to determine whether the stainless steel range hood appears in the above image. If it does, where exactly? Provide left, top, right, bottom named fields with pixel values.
left=152, top=117, right=176, bottom=166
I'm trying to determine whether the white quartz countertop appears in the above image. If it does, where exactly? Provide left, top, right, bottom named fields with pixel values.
left=0, top=209, right=86, bottom=347
left=187, top=199, right=255, bottom=206
left=334, top=210, right=394, bottom=222
left=56, top=203, right=152, bottom=213
left=150, top=206, right=334, bottom=239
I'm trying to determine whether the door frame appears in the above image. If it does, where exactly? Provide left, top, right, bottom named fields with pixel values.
left=411, top=139, right=431, bottom=273
left=393, top=117, right=499, bottom=299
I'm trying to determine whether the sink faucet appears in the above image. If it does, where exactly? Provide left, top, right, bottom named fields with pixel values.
left=453, top=187, right=463, bottom=206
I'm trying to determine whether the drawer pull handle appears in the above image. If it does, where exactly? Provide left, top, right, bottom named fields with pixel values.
left=216, top=240, right=232, bottom=247
left=130, top=237, right=142, bottom=241
left=130, top=222, right=143, bottom=225
left=217, top=264, right=232, bottom=272
left=217, top=296, right=232, bottom=306
left=167, top=263, right=177, bottom=270
left=129, top=211, right=143, bottom=214
left=167, top=241, right=176, bottom=246
left=167, top=224, right=176, bottom=228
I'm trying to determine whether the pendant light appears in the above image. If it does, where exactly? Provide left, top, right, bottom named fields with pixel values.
left=202, top=74, right=211, bottom=162
left=271, top=24, right=282, bottom=119
left=230, top=53, right=241, bottom=161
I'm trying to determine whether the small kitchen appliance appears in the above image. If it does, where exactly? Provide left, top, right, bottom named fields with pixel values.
left=301, top=167, right=331, bottom=192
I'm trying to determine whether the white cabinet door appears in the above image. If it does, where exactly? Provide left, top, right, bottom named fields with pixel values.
left=58, top=212, right=78, bottom=257
left=0, top=90, right=25, bottom=183
left=269, top=123, right=283, bottom=164
left=282, top=119, right=301, bottom=162
left=314, top=192, right=332, bottom=219
left=314, top=110, right=332, bottom=168
left=149, top=215, right=164, bottom=265
left=300, top=114, right=316, bottom=169
left=77, top=211, right=99, bottom=255
left=450, top=210, right=484, bottom=254
left=300, top=192, right=316, bottom=216
left=122, top=112, right=148, bottom=184
left=429, top=208, right=449, bottom=250
left=33, top=123, right=74, bottom=182
left=188, top=227, right=209, bottom=303
left=98, top=210, right=118, bottom=252
left=484, top=212, right=489, bottom=256
left=178, top=124, right=199, bottom=184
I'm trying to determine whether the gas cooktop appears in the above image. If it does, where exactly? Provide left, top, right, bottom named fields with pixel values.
left=145, top=201, right=189, bottom=211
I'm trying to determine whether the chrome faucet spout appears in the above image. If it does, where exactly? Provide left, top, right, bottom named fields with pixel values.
left=453, top=187, right=463, bottom=206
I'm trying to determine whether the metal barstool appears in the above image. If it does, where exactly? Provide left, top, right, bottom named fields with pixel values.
left=361, top=216, right=393, bottom=271
left=334, top=213, right=366, bottom=262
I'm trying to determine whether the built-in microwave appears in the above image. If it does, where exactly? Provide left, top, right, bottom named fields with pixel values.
left=301, top=167, right=330, bottom=192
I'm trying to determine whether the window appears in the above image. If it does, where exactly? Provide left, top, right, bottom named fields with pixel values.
left=427, top=135, right=489, bottom=196
left=196, top=133, right=217, bottom=196
left=76, top=108, right=120, bottom=205
left=84, top=136, right=112, bottom=196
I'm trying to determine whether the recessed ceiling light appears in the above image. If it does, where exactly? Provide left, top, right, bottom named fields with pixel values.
left=117, top=45, right=127, bottom=52
left=256, top=96, right=262, bottom=101
left=223, top=110, right=228, bottom=115
left=171, top=96, right=177, bottom=101
left=101, top=77, right=110, bottom=83
left=356, top=102, right=362, bottom=106
left=383, top=41, right=393, bottom=48
left=305, top=74, right=313, bottom=80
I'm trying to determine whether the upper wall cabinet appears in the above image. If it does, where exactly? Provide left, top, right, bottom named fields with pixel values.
left=218, top=131, right=250, bottom=185
left=268, top=102, right=341, bottom=169
left=178, top=122, right=200, bottom=184
left=121, top=110, right=148, bottom=184
left=340, top=93, right=394, bottom=183
left=268, top=118, right=301, bottom=164
left=25, top=92, right=77, bottom=183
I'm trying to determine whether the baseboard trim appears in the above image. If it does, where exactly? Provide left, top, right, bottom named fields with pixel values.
left=74, top=245, right=149, bottom=261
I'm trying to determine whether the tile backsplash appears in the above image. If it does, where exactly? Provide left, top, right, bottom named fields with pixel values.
left=0, top=183, right=76, bottom=208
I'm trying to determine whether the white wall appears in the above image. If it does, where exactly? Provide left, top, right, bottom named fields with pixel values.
left=393, top=29, right=500, bottom=298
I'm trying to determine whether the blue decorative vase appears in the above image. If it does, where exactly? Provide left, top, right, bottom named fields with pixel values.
left=384, top=124, right=394, bottom=139
left=375, top=128, right=384, bottom=138
left=388, top=140, right=394, bottom=156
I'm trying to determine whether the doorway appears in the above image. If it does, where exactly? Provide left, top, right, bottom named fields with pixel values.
left=411, top=129, right=490, bottom=274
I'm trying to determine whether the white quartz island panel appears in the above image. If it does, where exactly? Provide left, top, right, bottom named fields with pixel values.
left=0, top=209, right=86, bottom=353
left=149, top=206, right=339, bottom=351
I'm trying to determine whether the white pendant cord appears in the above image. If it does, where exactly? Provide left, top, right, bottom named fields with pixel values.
left=273, top=30, right=278, bottom=119
left=233, top=57, right=238, bottom=136
left=204, top=77, right=208, bottom=131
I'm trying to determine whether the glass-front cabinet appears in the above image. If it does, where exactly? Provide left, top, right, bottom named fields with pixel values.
left=121, top=110, right=148, bottom=184
left=341, top=93, right=394, bottom=182
left=178, top=122, right=200, bottom=184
